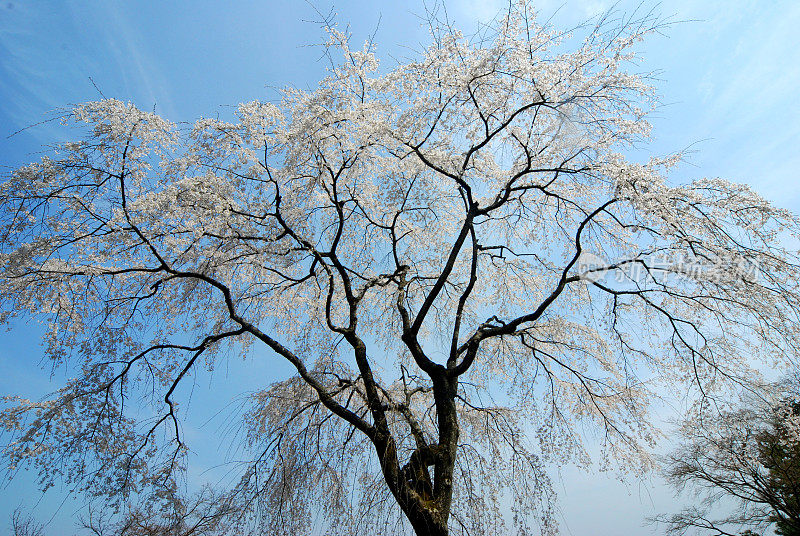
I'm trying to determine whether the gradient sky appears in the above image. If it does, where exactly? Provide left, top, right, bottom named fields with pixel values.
left=1, top=1, right=799, bottom=534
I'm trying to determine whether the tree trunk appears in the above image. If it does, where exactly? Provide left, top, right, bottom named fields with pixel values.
left=406, top=376, right=460, bottom=536
left=431, top=375, right=459, bottom=529
left=407, top=510, right=449, bottom=536
left=374, top=374, right=460, bottom=536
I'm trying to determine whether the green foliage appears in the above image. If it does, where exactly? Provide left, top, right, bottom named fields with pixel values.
left=762, top=401, right=800, bottom=536
left=662, top=381, right=800, bottom=536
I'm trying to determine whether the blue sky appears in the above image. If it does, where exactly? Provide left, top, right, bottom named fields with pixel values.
left=0, top=0, right=799, bottom=534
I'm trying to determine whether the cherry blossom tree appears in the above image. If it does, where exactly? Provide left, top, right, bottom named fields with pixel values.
left=2, top=2, right=800, bottom=535
left=10, top=509, right=45, bottom=536
left=76, top=487, right=236, bottom=536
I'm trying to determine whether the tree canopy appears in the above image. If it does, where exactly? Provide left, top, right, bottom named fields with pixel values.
left=662, top=378, right=800, bottom=536
left=2, top=2, right=800, bottom=535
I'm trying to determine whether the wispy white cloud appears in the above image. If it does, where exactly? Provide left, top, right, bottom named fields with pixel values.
left=0, top=2, right=77, bottom=142
left=667, top=0, right=800, bottom=207
left=90, top=1, right=177, bottom=120
left=450, top=0, right=616, bottom=25
left=0, top=0, right=177, bottom=146
left=449, top=0, right=506, bottom=25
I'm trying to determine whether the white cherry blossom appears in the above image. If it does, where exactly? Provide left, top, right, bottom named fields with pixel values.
left=1, top=2, right=799, bottom=535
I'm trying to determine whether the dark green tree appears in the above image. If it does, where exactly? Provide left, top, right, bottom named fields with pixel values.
left=661, top=380, right=800, bottom=536
left=761, top=400, right=800, bottom=535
